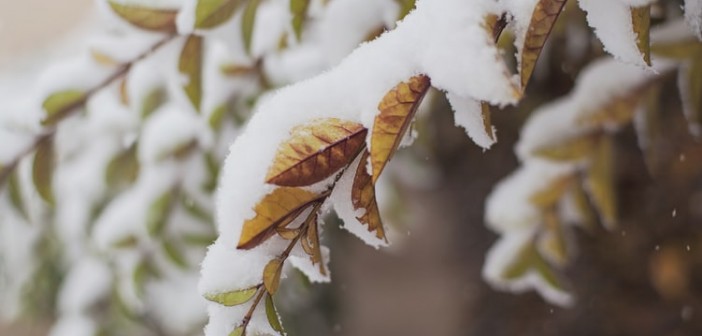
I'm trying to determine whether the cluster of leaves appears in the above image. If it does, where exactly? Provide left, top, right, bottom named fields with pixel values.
left=485, top=1, right=702, bottom=305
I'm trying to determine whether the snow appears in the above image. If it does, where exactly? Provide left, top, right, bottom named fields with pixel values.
left=447, top=92, right=496, bottom=149
left=685, top=0, right=702, bottom=40
left=57, top=257, right=112, bottom=313
left=578, top=0, right=650, bottom=67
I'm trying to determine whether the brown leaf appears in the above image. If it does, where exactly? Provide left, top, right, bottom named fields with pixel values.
left=179, top=35, right=204, bottom=112
left=237, top=187, right=320, bottom=249
left=585, top=136, right=617, bottom=229
left=266, top=118, right=367, bottom=187
left=263, top=258, right=283, bottom=295
left=520, top=0, right=568, bottom=89
left=351, top=150, right=386, bottom=241
left=305, top=215, right=325, bottom=275
left=481, top=102, right=495, bottom=141
left=108, top=0, right=178, bottom=32
left=483, top=13, right=507, bottom=42
left=631, top=5, right=651, bottom=66
left=371, top=75, right=431, bottom=183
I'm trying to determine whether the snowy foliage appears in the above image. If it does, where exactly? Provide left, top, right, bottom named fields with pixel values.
left=0, top=0, right=701, bottom=335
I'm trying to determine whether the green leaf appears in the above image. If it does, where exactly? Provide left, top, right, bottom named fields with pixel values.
left=242, top=0, right=262, bottom=54
left=179, top=35, right=204, bottom=112
left=8, top=170, right=28, bottom=220
left=162, top=240, right=188, bottom=269
left=133, top=259, right=160, bottom=298
left=32, top=138, right=55, bottom=206
left=105, top=144, right=140, bottom=188
left=108, top=0, right=178, bottom=32
left=180, top=194, right=214, bottom=224
left=41, top=90, right=86, bottom=126
left=263, top=258, right=283, bottom=295
left=204, top=286, right=258, bottom=306
left=394, top=0, right=415, bottom=20
left=183, top=232, right=217, bottom=246
left=203, top=152, right=221, bottom=192
left=265, top=293, right=284, bottom=332
left=147, top=192, right=173, bottom=236
left=290, top=0, right=310, bottom=41
left=195, top=0, right=242, bottom=29
left=228, top=326, right=245, bottom=336
left=141, top=87, right=166, bottom=119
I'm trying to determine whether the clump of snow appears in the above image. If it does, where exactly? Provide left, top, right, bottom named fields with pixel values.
left=685, top=0, right=702, bottom=40
left=447, top=92, right=496, bottom=149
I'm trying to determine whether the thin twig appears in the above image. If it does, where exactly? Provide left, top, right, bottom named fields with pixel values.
left=0, top=33, right=177, bottom=187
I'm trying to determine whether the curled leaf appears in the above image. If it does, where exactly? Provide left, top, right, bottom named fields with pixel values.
left=265, top=294, right=284, bottom=333
left=266, top=118, right=367, bottom=187
left=179, top=35, right=204, bottom=112
left=238, top=187, right=320, bottom=249
left=108, top=0, right=178, bottom=32
left=520, top=0, right=568, bottom=89
left=263, top=258, right=283, bottom=295
left=291, top=0, right=310, bottom=40
left=195, top=0, right=241, bottom=29
left=204, top=286, right=258, bottom=306
left=631, top=5, right=651, bottom=66
left=32, top=137, right=55, bottom=206
left=351, top=151, right=386, bottom=241
left=41, top=90, right=86, bottom=126
left=371, top=75, right=431, bottom=183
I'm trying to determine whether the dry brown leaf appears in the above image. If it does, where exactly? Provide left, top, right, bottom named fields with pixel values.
left=370, top=75, right=431, bottom=183
left=263, top=258, right=283, bottom=295
left=631, top=5, right=651, bottom=66
left=303, top=215, right=326, bottom=275
left=237, top=187, right=320, bottom=249
left=520, top=0, right=568, bottom=89
left=585, top=136, right=617, bottom=229
left=351, top=150, right=386, bottom=241
left=266, top=118, right=367, bottom=187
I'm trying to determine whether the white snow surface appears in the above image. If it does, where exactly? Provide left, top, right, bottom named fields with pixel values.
left=685, top=0, right=702, bottom=40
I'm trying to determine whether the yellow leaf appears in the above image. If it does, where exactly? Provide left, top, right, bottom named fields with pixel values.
left=577, top=84, right=655, bottom=127
left=41, top=90, right=86, bottom=126
left=238, top=187, right=320, bottom=249
left=371, top=75, right=431, bottom=183
left=276, top=227, right=301, bottom=240
left=483, top=13, right=507, bottom=42
left=631, top=5, right=651, bottom=66
left=228, top=326, right=244, bottom=336
left=266, top=118, right=367, bottom=187
left=179, top=35, right=204, bottom=112
left=529, top=174, right=574, bottom=208
left=351, top=151, right=386, bottom=241
left=195, top=0, right=241, bottom=29
left=290, top=0, right=310, bottom=41
left=650, top=39, right=702, bottom=59
left=32, top=137, right=55, bottom=206
left=502, top=240, right=563, bottom=290
left=481, top=102, right=495, bottom=141
left=90, top=49, right=119, bottom=67
left=204, top=286, right=258, bottom=306
left=242, top=0, right=261, bottom=54
left=520, top=0, right=568, bottom=89
left=118, top=78, right=129, bottom=105
left=585, top=136, right=617, bottom=229
left=265, top=294, right=284, bottom=332
left=394, top=0, right=415, bottom=20
left=263, top=258, right=283, bottom=295
left=571, top=177, right=597, bottom=233
left=304, top=215, right=325, bottom=275
left=532, top=133, right=599, bottom=161
left=538, top=209, right=569, bottom=267
left=108, top=1, right=178, bottom=32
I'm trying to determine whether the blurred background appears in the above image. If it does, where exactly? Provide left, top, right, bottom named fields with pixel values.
left=1, top=1, right=702, bottom=336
